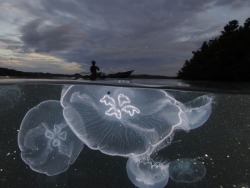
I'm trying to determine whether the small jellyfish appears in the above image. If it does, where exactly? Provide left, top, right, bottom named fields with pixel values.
left=183, top=95, right=213, bottom=130
left=61, top=85, right=212, bottom=157
left=169, top=158, right=206, bottom=183
left=18, top=100, right=84, bottom=176
left=126, top=157, right=169, bottom=188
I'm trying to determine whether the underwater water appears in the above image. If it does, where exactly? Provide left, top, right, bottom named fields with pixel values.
left=0, top=79, right=249, bottom=188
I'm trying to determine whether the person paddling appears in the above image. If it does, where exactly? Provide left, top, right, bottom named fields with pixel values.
left=90, top=61, right=100, bottom=80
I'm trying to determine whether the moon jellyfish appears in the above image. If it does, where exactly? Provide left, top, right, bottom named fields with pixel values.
left=126, top=157, right=169, bottom=188
left=18, top=100, right=84, bottom=176
left=61, top=85, right=179, bottom=156
left=61, top=85, right=212, bottom=157
left=184, top=95, right=213, bottom=130
left=169, top=158, right=206, bottom=183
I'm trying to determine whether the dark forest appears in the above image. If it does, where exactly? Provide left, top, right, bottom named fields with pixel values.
left=178, top=18, right=250, bottom=81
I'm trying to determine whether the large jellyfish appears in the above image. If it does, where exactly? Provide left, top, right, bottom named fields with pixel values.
left=18, top=100, right=84, bottom=176
left=126, top=157, right=169, bottom=188
left=61, top=85, right=212, bottom=157
left=169, top=158, right=206, bottom=183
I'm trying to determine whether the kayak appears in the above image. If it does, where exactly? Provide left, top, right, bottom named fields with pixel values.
left=107, top=70, right=134, bottom=78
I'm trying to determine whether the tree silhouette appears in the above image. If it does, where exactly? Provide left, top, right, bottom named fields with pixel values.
left=178, top=18, right=250, bottom=81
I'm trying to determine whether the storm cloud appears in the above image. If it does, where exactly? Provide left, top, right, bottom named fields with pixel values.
left=20, top=19, right=83, bottom=52
left=1, top=0, right=250, bottom=75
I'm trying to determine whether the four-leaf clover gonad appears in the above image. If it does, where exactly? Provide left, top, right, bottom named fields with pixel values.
left=100, top=94, right=140, bottom=120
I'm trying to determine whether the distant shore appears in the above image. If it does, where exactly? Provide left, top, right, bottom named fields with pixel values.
left=0, top=67, right=176, bottom=80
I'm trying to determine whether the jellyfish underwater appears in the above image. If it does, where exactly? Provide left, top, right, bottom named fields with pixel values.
left=18, top=100, right=84, bottom=176
left=183, top=95, right=213, bottom=130
left=126, top=157, right=169, bottom=188
left=61, top=85, right=213, bottom=157
left=169, top=158, right=206, bottom=183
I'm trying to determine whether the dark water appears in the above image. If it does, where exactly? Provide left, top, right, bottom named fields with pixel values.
left=0, top=80, right=249, bottom=188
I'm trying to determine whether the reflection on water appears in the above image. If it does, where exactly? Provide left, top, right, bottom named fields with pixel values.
left=0, top=79, right=249, bottom=188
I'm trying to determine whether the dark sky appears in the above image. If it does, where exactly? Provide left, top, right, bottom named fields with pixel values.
left=0, top=0, right=250, bottom=76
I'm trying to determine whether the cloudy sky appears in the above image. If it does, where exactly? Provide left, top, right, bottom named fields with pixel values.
left=0, top=0, right=250, bottom=76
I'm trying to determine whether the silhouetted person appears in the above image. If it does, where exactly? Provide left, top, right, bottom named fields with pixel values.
left=90, top=61, right=100, bottom=80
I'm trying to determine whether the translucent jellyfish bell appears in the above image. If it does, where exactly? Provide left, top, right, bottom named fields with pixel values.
left=61, top=85, right=190, bottom=156
left=126, top=157, right=169, bottom=188
left=18, top=100, right=84, bottom=176
left=169, top=158, right=206, bottom=183
left=184, top=95, right=213, bottom=130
